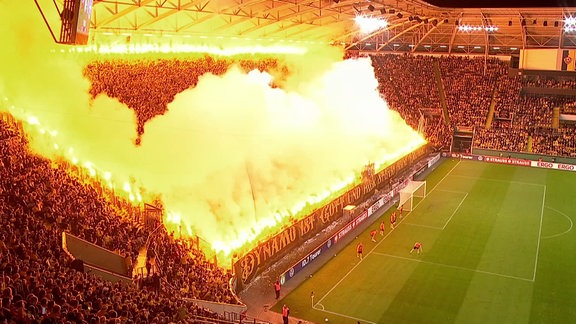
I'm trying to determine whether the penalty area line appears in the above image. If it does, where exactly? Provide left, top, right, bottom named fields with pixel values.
left=442, top=192, right=468, bottom=230
left=402, top=222, right=443, bottom=230
left=373, top=252, right=533, bottom=282
left=532, top=185, right=546, bottom=282
left=541, top=206, right=573, bottom=239
left=448, top=174, right=545, bottom=188
left=313, top=160, right=462, bottom=308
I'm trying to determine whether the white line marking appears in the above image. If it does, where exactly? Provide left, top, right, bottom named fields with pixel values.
left=452, top=173, right=545, bottom=282
left=542, top=206, right=574, bottom=239
left=372, top=252, right=533, bottom=282
left=312, top=304, right=376, bottom=324
left=313, top=160, right=462, bottom=309
left=404, top=190, right=467, bottom=230
left=449, top=174, right=545, bottom=187
left=435, top=189, right=469, bottom=194
left=532, top=185, right=546, bottom=282
left=442, top=192, right=468, bottom=230
left=402, top=222, right=443, bottom=230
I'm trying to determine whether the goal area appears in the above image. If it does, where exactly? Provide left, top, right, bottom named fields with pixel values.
left=398, top=181, right=426, bottom=211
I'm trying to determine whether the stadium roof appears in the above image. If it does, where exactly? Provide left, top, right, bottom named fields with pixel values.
left=89, top=0, right=576, bottom=54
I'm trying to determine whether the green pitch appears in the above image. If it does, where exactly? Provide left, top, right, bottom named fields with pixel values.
left=273, top=158, right=576, bottom=323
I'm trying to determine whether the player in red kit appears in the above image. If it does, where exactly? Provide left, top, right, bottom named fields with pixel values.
left=390, top=211, right=397, bottom=229
left=379, top=221, right=385, bottom=236
left=410, top=242, right=423, bottom=254
left=357, top=242, right=363, bottom=259
left=399, top=204, right=404, bottom=219
left=370, top=229, right=377, bottom=242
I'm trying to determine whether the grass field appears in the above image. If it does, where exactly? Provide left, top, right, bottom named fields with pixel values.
left=273, top=158, right=576, bottom=324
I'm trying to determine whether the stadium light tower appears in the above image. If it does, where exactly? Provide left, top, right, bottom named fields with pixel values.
left=564, top=16, right=576, bottom=32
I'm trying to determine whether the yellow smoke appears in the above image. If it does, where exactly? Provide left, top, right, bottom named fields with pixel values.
left=0, top=1, right=425, bottom=262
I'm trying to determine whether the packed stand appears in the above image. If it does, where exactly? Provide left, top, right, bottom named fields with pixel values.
left=371, top=54, right=440, bottom=127
left=438, top=56, right=505, bottom=128
left=147, top=236, right=236, bottom=304
left=369, top=53, right=576, bottom=157
left=0, top=119, right=232, bottom=322
left=521, top=75, right=576, bottom=90
left=370, top=54, right=450, bottom=149
left=473, top=72, right=529, bottom=151
left=84, top=56, right=283, bottom=143
left=530, top=99, right=576, bottom=157
left=8, top=52, right=576, bottom=323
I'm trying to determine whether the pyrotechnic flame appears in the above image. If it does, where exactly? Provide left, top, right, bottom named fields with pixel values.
left=3, top=101, right=144, bottom=207
left=0, top=1, right=426, bottom=268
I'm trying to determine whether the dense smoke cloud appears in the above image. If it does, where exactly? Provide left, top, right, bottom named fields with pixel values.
left=0, top=1, right=424, bottom=257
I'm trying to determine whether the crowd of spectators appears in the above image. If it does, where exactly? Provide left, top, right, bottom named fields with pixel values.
left=148, top=238, right=234, bottom=303
left=83, top=53, right=576, bottom=158
left=521, top=75, right=576, bottom=90
left=6, top=51, right=576, bottom=323
left=0, top=117, right=235, bottom=323
left=83, top=56, right=283, bottom=143
left=370, top=53, right=576, bottom=158
left=439, top=56, right=505, bottom=128
left=370, top=54, right=451, bottom=149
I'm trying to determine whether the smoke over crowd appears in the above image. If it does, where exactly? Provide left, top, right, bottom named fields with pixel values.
left=0, top=1, right=425, bottom=257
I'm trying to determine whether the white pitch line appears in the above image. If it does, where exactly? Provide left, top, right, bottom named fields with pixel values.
left=542, top=206, right=574, bottom=239
left=402, top=222, right=443, bottom=230
left=442, top=192, right=468, bottom=230
left=403, top=190, right=468, bottom=230
left=313, top=160, right=462, bottom=309
left=312, top=304, right=377, bottom=324
left=449, top=174, right=545, bottom=187
left=435, top=189, right=469, bottom=194
left=373, top=252, right=533, bottom=282
left=532, top=185, right=546, bottom=282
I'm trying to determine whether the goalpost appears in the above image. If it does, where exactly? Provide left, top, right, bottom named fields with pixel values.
left=398, top=181, right=427, bottom=212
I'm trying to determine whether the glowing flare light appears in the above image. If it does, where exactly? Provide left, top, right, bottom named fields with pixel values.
left=354, top=15, right=389, bottom=34
left=71, top=43, right=308, bottom=56
left=4, top=102, right=143, bottom=206
left=0, top=2, right=426, bottom=267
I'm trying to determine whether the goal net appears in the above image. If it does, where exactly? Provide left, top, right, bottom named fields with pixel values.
left=398, top=181, right=426, bottom=212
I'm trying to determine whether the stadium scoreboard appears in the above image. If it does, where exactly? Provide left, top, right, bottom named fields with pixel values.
left=60, top=0, right=93, bottom=45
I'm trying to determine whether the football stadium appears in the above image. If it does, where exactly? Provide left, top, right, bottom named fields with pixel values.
left=1, top=0, right=576, bottom=323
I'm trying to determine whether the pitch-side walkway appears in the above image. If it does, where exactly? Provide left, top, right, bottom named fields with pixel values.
left=239, top=200, right=398, bottom=324
left=240, top=281, right=308, bottom=324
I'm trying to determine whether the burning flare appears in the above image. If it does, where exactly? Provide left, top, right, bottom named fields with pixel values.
left=0, top=0, right=425, bottom=265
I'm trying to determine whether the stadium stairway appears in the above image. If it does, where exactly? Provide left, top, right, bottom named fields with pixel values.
left=133, top=246, right=148, bottom=278
left=485, top=86, right=498, bottom=129
left=132, top=245, right=160, bottom=278
left=433, top=60, right=451, bottom=125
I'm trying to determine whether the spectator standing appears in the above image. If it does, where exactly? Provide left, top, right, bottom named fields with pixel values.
left=282, top=304, right=290, bottom=324
left=274, top=280, right=281, bottom=300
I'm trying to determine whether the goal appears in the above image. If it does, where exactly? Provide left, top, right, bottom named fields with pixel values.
left=398, top=181, right=427, bottom=212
